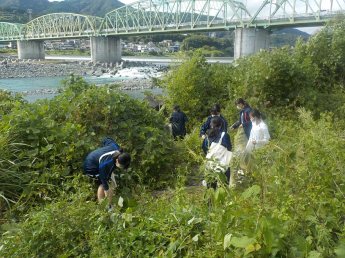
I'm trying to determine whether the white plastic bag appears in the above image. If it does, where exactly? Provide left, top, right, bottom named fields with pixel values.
left=206, top=132, right=233, bottom=169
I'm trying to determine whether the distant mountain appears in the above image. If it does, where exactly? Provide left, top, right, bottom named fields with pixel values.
left=48, top=0, right=124, bottom=17
left=273, top=28, right=310, bottom=37
left=270, top=28, right=310, bottom=47
left=0, top=0, right=124, bottom=19
left=0, top=0, right=50, bottom=14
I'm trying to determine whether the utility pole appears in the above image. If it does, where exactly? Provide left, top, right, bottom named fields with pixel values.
left=27, top=9, right=32, bottom=21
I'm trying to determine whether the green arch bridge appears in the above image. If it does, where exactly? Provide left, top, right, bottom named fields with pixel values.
left=0, top=0, right=344, bottom=61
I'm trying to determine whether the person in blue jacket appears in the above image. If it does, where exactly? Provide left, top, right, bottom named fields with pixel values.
left=83, top=137, right=131, bottom=203
left=204, top=116, right=232, bottom=188
left=230, top=98, right=252, bottom=140
left=201, top=104, right=228, bottom=154
left=170, top=105, right=188, bottom=139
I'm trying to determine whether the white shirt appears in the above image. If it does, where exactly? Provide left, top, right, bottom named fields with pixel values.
left=246, top=120, right=270, bottom=152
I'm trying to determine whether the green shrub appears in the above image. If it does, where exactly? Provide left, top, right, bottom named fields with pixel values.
left=162, top=51, right=230, bottom=127
left=299, top=16, right=345, bottom=89
left=0, top=135, right=32, bottom=213
left=0, top=184, right=209, bottom=257
left=0, top=90, right=25, bottom=116
left=0, top=77, right=181, bottom=212
left=216, top=110, right=345, bottom=257
left=0, top=178, right=100, bottom=257
left=3, top=110, right=343, bottom=258
left=229, top=48, right=314, bottom=113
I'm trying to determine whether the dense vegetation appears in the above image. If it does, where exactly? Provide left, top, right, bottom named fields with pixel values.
left=180, top=34, right=233, bottom=57
left=270, top=28, right=310, bottom=48
left=0, top=8, right=29, bottom=23
left=0, top=19, right=345, bottom=257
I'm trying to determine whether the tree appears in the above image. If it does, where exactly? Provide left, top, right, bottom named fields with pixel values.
left=162, top=51, right=229, bottom=126
left=180, top=34, right=232, bottom=53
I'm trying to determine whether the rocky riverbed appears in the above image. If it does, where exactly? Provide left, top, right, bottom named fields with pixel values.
left=0, top=57, right=167, bottom=93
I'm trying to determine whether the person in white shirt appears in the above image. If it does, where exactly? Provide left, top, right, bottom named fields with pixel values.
left=246, top=109, right=270, bottom=153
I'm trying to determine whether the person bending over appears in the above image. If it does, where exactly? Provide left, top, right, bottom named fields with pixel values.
left=83, top=137, right=131, bottom=203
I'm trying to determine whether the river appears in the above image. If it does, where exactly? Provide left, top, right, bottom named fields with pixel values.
left=0, top=56, right=232, bottom=102
left=0, top=75, right=163, bottom=102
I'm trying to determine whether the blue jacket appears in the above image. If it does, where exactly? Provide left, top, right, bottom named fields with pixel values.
left=200, top=115, right=228, bottom=136
left=170, top=111, right=188, bottom=137
left=203, top=130, right=232, bottom=154
left=83, top=137, right=120, bottom=191
left=231, top=105, right=252, bottom=139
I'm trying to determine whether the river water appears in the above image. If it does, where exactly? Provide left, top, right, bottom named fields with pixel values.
left=0, top=56, right=232, bottom=102
left=0, top=75, right=163, bottom=102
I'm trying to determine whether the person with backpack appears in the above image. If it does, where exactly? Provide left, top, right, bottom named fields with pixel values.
left=169, top=105, right=188, bottom=139
left=201, top=104, right=228, bottom=154
left=83, top=137, right=131, bottom=204
left=230, top=98, right=252, bottom=140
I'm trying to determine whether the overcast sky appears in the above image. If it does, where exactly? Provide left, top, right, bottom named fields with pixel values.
left=49, top=0, right=335, bottom=13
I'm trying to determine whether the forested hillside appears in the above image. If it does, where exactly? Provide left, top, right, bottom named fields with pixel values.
left=0, top=0, right=123, bottom=18
left=271, top=28, right=310, bottom=47
left=47, top=0, right=123, bottom=17
left=0, top=0, right=50, bottom=13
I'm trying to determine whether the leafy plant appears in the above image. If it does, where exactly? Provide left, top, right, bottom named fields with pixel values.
left=162, top=51, right=230, bottom=128
left=0, top=77, right=182, bottom=213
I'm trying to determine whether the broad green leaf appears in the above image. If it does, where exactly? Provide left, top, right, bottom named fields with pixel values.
left=241, top=185, right=261, bottom=200
left=245, top=244, right=256, bottom=255
left=187, top=217, right=195, bottom=225
left=122, top=213, right=133, bottom=223
left=223, top=233, right=232, bottom=250
left=215, top=187, right=226, bottom=203
left=118, top=196, right=124, bottom=207
left=335, top=243, right=345, bottom=257
left=307, top=251, right=322, bottom=258
left=192, top=234, right=199, bottom=242
left=230, top=236, right=256, bottom=248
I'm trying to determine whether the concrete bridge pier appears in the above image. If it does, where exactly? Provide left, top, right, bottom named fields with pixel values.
left=17, top=40, right=45, bottom=60
left=91, top=36, right=121, bottom=63
left=234, top=28, right=270, bottom=59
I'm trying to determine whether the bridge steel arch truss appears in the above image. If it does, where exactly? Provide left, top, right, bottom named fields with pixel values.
left=249, top=0, right=345, bottom=28
left=100, top=0, right=252, bottom=36
left=1, top=0, right=345, bottom=42
left=21, top=13, right=103, bottom=40
left=0, top=22, right=22, bottom=41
